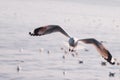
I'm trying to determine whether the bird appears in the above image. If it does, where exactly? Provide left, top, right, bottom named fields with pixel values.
left=101, top=61, right=107, bottom=66
left=29, top=25, right=116, bottom=65
left=79, top=60, right=84, bottom=64
left=17, top=65, right=21, bottom=72
left=109, top=72, right=115, bottom=77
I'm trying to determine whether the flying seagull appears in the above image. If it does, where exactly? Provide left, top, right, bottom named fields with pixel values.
left=29, top=25, right=115, bottom=65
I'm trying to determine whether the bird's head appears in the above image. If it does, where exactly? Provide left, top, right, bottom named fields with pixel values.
left=68, top=37, right=78, bottom=46
left=69, top=37, right=75, bottom=44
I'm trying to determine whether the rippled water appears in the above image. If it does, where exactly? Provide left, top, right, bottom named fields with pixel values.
left=0, top=0, right=120, bottom=80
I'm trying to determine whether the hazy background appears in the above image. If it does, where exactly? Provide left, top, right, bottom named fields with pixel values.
left=0, top=0, right=120, bottom=80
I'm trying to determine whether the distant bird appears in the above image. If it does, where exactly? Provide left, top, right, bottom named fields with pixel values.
left=29, top=25, right=116, bottom=65
left=117, top=62, right=120, bottom=65
left=101, top=61, right=107, bottom=66
left=39, top=48, right=44, bottom=53
left=79, top=60, right=84, bottom=64
left=109, top=72, right=115, bottom=77
left=62, top=55, right=65, bottom=59
left=17, top=65, right=21, bottom=72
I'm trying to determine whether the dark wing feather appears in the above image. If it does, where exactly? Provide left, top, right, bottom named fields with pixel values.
left=78, top=38, right=115, bottom=65
left=29, top=25, right=70, bottom=38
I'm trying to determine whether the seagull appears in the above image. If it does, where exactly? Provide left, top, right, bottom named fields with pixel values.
left=109, top=72, right=115, bottom=77
left=29, top=25, right=115, bottom=65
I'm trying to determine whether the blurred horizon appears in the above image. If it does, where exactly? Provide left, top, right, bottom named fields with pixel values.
left=0, top=0, right=120, bottom=80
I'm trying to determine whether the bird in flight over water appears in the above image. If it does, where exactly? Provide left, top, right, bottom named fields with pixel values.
left=29, top=25, right=116, bottom=65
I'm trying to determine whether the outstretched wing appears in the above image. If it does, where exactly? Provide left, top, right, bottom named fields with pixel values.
left=29, top=25, right=70, bottom=38
left=78, top=38, right=115, bottom=65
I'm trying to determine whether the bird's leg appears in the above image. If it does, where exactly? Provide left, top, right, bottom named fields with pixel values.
left=71, top=47, right=76, bottom=52
left=71, top=49, right=74, bottom=52
left=69, top=46, right=71, bottom=52
left=69, top=47, right=73, bottom=52
left=69, top=47, right=75, bottom=52
left=69, top=48, right=71, bottom=52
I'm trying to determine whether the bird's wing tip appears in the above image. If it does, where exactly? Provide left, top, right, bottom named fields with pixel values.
left=29, top=32, right=36, bottom=36
left=110, top=58, right=116, bottom=65
left=29, top=32, right=33, bottom=36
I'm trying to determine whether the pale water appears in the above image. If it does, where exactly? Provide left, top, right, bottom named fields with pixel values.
left=0, top=0, right=120, bottom=80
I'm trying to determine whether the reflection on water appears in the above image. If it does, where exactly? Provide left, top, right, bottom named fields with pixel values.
left=0, top=0, right=120, bottom=80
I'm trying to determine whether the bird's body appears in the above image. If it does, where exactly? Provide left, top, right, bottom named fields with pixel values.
left=68, top=37, right=79, bottom=52
left=69, top=38, right=78, bottom=47
left=29, top=25, right=116, bottom=65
